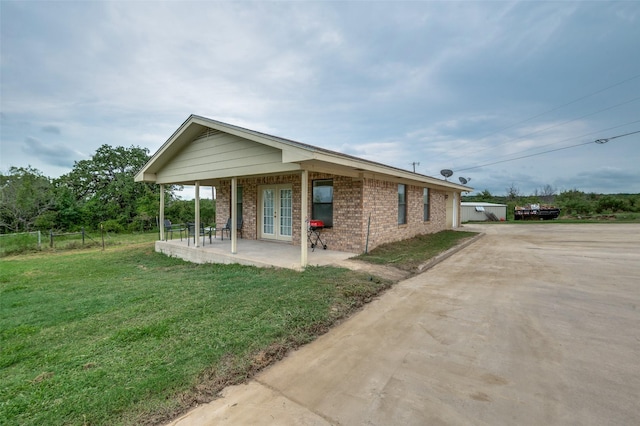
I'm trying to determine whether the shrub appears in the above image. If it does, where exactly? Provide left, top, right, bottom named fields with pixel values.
left=596, top=196, right=626, bottom=214
left=101, top=219, right=125, bottom=233
left=0, top=232, right=42, bottom=257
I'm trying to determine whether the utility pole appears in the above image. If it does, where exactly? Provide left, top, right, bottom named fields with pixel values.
left=410, top=161, right=420, bottom=173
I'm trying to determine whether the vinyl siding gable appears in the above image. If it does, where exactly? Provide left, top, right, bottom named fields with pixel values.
left=156, top=130, right=299, bottom=183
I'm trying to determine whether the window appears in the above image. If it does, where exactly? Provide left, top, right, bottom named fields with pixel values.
left=312, top=179, right=333, bottom=227
left=423, top=188, right=430, bottom=221
left=398, top=184, right=407, bottom=225
left=230, top=186, right=243, bottom=221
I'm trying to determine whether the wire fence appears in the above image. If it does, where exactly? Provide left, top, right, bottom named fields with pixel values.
left=0, top=228, right=105, bottom=256
left=0, top=231, right=42, bottom=256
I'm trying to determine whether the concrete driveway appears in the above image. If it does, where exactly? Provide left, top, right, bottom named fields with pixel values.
left=168, top=224, right=640, bottom=425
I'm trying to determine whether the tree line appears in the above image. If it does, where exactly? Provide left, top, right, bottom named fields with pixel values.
left=463, top=183, right=640, bottom=219
left=0, top=145, right=215, bottom=234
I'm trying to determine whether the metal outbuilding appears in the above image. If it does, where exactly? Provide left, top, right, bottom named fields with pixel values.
left=461, top=202, right=507, bottom=222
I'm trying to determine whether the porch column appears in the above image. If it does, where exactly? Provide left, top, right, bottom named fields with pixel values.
left=300, top=170, right=308, bottom=268
left=231, top=177, right=237, bottom=254
left=159, top=184, right=165, bottom=241
left=452, top=192, right=458, bottom=229
left=195, top=182, right=201, bottom=247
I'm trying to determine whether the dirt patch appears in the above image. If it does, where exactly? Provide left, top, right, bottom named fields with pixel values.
left=31, top=372, right=54, bottom=383
left=334, top=260, right=410, bottom=282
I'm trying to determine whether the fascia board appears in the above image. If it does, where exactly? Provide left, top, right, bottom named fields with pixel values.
left=308, top=152, right=472, bottom=192
left=155, top=162, right=301, bottom=185
left=135, top=116, right=205, bottom=181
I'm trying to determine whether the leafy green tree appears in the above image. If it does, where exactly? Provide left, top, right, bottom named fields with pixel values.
left=556, top=189, right=593, bottom=215
left=478, top=189, right=493, bottom=202
left=595, top=196, right=626, bottom=214
left=163, top=199, right=216, bottom=226
left=52, top=184, right=83, bottom=231
left=58, top=145, right=158, bottom=229
left=0, top=166, right=55, bottom=233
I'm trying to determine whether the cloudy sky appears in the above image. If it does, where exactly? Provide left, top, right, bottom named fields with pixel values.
left=2, top=0, right=639, bottom=197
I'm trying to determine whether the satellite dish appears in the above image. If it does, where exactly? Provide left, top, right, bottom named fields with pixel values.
left=440, top=169, right=453, bottom=180
left=459, top=177, right=468, bottom=184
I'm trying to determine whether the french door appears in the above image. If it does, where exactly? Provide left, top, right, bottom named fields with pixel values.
left=259, top=185, right=292, bottom=241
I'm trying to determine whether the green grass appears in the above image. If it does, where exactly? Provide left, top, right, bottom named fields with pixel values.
left=0, top=230, right=159, bottom=257
left=0, top=243, right=391, bottom=425
left=355, top=230, right=478, bottom=272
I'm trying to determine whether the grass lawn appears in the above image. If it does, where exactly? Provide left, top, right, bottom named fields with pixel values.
left=355, top=230, right=478, bottom=272
left=0, top=240, right=391, bottom=425
left=0, top=230, right=476, bottom=425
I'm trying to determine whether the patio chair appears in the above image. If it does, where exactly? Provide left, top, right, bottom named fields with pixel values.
left=164, top=219, right=185, bottom=241
left=186, top=222, right=211, bottom=246
left=220, top=217, right=243, bottom=240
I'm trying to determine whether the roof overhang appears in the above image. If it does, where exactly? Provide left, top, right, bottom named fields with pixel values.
left=135, top=115, right=473, bottom=193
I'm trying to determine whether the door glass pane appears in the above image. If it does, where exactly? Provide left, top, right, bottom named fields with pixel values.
left=280, top=188, right=292, bottom=237
left=263, top=189, right=274, bottom=234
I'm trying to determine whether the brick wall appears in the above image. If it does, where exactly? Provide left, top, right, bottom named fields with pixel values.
left=308, top=174, right=363, bottom=253
left=217, top=175, right=299, bottom=241
left=360, top=178, right=448, bottom=251
left=215, top=174, right=450, bottom=253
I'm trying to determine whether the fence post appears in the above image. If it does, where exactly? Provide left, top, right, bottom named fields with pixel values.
left=101, top=224, right=105, bottom=251
left=50, top=230, right=54, bottom=248
left=82, top=227, right=85, bottom=245
left=37, top=230, right=41, bottom=249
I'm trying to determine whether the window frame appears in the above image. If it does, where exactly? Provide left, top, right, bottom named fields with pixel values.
left=230, top=186, right=243, bottom=222
left=312, top=179, right=334, bottom=228
left=398, top=183, right=407, bottom=225
left=423, top=188, right=430, bottom=221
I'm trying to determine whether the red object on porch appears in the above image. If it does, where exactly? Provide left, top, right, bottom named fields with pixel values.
left=307, top=219, right=327, bottom=251
left=309, top=219, right=324, bottom=228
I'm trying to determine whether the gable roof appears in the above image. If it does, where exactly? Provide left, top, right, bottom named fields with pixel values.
left=135, top=114, right=472, bottom=192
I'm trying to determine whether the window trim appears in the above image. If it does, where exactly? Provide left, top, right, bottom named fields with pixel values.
left=423, top=188, right=430, bottom=221
left=398, top=183, right=407, bottom=225
left=312, top=179, right=334, bottom=228
left=230, top=186, right=243, bottom=222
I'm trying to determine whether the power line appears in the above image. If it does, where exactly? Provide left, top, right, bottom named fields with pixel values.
left=464, top=95, right=640, bottom=158
left=426, top=120, right=640, bottom=177
left=427, top=72, right=640, bottom=164
left=452, top=130, right=640, bottom=173
left=437, top=119, right=640, bottom=174
left=471, top=72, right=640, bottom=142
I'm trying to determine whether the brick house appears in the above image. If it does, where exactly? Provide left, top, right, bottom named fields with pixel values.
left=135, top=115, right=471, bottom=267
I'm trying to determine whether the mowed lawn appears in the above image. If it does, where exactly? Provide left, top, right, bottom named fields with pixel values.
left=0, top=241, right=391, bottom=425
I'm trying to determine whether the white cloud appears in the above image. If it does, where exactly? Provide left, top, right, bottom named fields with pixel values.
left=1, top=0, right=639, bottom=196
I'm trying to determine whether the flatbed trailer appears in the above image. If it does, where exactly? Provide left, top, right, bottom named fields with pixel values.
left=514, top=204, right=561, bottom=220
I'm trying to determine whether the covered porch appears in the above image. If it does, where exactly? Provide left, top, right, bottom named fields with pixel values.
left=136, top=115, right=471, bottom=269
left=156, top=236, right=357, bottom=271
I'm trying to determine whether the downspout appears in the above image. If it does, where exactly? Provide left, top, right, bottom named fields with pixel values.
left=365, top=212, right=371, bottom=254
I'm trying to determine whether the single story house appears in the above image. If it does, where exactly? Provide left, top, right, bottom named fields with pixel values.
left=461, top=202, right=507, bottom=222
left=135, top=115, right=472, bottom=268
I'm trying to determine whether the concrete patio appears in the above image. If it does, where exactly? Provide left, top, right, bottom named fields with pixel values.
left=155, top=235, right=358, bottom=271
